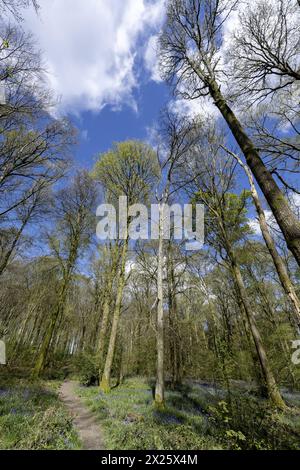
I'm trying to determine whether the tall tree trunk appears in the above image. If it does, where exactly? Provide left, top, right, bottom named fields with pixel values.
left=31, top=241, right=78, bottom=379
left=115, top=340, right=125, bottom=388
left=0, top=213, right=31, bottom=276
left=167, top=241, right=182, bottom=388
left=155, top=204, right=165, bottom=407
left=100, top=238, right=128, bottom=393
left=227, top=244, right=286, bottom=409
left=97, top=245, right=119, bottom=381
left=31, top=282, right=68, bottom=379
left=225, top=149, right=300, bottom=331
left=234, top=282, right=269, bottom=396
left=208, top=79, right=300, bottom=267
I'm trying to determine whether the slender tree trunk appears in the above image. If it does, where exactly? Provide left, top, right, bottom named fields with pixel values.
left=115, top=341, right=125, bottom=388
left=97, top=245, right=119, bottom=381
left=79, top=323, right=86, bottom=353
left=100, top=238, right=128, bottom=393
left=208, top=80, right=300, bottom=267
left=155, top=204, right=165, bottom=407
left=31, top=241, right=78, bottom=379
left=234, top=282, right=269, bottom=396
left=31, top=283, right=68, bottom=379
left=167, top=241, right=182, bottom=388
left=228, top=246, right=286, bottom=409
left=225, top=149, right=300, bottom=330
left=0, top=215, right=30, bottom=276
left=247, top=273, right=297, bottom=390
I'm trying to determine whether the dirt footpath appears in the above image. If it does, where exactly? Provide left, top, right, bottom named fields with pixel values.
left=59, top=381, right=105, bottom=450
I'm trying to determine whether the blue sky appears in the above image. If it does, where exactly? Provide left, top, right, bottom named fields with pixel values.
left=20, top=0, right=299, bottom=238
left=21, top=0, right=169, bottom=169
left=72, top=80, right=170, bottom=170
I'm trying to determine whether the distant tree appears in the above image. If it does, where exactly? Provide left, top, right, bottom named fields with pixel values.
left=93, top=140, right=159, bottom=392
left=32, top=171, right=97, bottom=378
left=153, top=110, right=199, bottom=408
left=95, top=242, right=120, bottom=377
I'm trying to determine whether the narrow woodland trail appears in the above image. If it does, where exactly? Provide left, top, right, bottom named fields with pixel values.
left=59, top=381, right=105, bottom=450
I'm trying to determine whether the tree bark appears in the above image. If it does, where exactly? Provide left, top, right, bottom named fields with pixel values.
left=225, top=148, right=300, bottom=331
left=31, top=239, right=79, bottom=379
left=100, top=238, right=129, bottom=393
left=31, top=278, right=69, bottom=378
left=155, top=204, right=165, bottom=407
left=167, top=241, right=182, bottom=388
left=97, top=245, right=119, bottom=381
left=228, top=245, right=286, bottom=409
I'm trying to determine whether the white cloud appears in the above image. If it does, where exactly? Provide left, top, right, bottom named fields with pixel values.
left=292, top=194, right=300, bottom=207
left=144, top=34, right=163, bottom=83
left=249, top=210, right=276, bottom=237
left=249, top=218, right=261, bottom=236
left=289, top=193, right=300, bottom=218
left=170, top=95, right=219, bottom=121
left=249, top=195, right=300, bottom=238
left=22, top=0, right=165, bottom=115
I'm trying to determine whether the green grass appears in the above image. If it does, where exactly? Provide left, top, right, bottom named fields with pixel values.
left=0, top=376, right=81, bottom=450
left=76, top=378, right=300, bottom=450
left=2, top=372, right=299, bottom=450
left=76, top=378, right=223, bottom=450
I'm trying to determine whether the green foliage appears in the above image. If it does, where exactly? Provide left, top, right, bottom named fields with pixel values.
left=0, top=378, right=81, bottom=450
left=76, top=378, right=223, bottom=450
left=194, top=190, right=253, bottom=248
left=93, top=140, right=160, bottom=205
left=208, top=394, right=300, bottom=450
left=75, top=352, right=99, bottom=387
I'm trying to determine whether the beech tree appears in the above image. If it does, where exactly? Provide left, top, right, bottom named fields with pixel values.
left=191, top=152, right=286, bottom=409
left=159, top=0, right=300, bottom=267
left=229, top=0, right=300, bottom=104
left=153, top=111, right=199, bottom=408
left=93, top=140, right=159, bottom=392
left=0, top=181, right=49, bottom=276
left=222, top=146, right=300, bottom=331
left=0, top=18, right=74, bottom=278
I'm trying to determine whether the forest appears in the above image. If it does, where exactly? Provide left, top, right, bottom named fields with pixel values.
left=1, top=0, right=300, bottom=452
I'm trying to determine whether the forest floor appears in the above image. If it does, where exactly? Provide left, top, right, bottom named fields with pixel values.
left=1, top=373, right=300, bottom=450
left=76, top=378, right=224, bottom=450
left=59, top=381, right=105, bottom=450
left=76, top=377, right=300, bottom=450
left=0, top=374, right=81, bottom=450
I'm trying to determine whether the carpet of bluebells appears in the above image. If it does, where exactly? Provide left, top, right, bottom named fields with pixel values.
left=0, top=376, right=81, bottom=450
left=76, top=378, right=223, bottom=450
left=76, top=378, right=300, bottom=450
